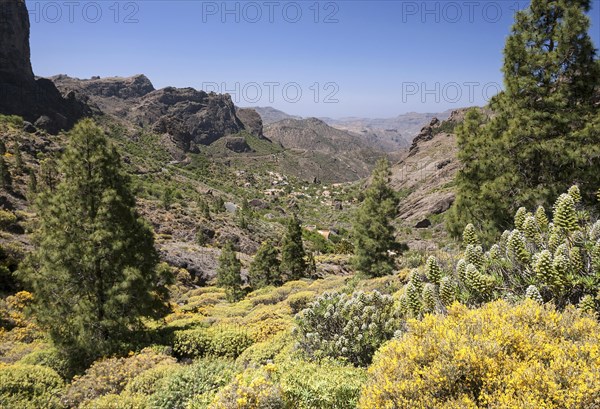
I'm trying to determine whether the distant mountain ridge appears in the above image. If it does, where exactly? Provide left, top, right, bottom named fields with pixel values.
left=263, top=117, right=383, bottom=182
left=248, top=106, right=302, bottom=124
left=320, top=111, right=453, bottom=151
left=250, top=106, right=453, bottom=152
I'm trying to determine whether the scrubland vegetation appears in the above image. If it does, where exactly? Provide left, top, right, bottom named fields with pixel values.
left=0, top=0, right=599, bottom=408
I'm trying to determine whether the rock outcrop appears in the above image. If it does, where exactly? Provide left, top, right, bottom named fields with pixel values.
left=130, top=87, right=244, bottom=152
left=0, top=0, right=33, bottom=84
left=408, top=117, right=440, bottom=155
left=235, top=107, right=264, bottom=137
left=52, top=74, right=155, bottom=101
left=0, top=0, right=89, bottom=133
left=53, top=75, right=260, bottom=153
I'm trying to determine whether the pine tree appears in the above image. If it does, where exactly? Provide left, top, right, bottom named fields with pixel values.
left=306, top=251, right=317, bottom=278
left=280, top=213, right=307, bottom=281
left=238, top=198, right=254, bottom=230
left=0, top=157, right=11, bottom=189
left=197, top=197, right=211, bottom=220
left=13, top=143, right=23, bottom=174
left=27, top=169, right=37, bottom=195
left=352, top=159, right=399, bottom=277
left=214, top=196, right=225, bottom=213
left=449, top=0, right=600, bottom=240
left=217, top=241, right=244, bottom=302
left=20, top=119, right=172, bottom=365
left=39, top=157, right=58, bottom=192
left=162, top=186, right=174, bottom=210
left=248, top=241, right=280, bottom=289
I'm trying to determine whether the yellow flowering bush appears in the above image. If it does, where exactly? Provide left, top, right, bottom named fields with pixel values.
left=0, top=364, right=65, bottom=409
left=235, top=331, right=292, bottom=369
left=62, top=348, right=176, bottom=407
left=247, top=317, right=290, bottom=343
left=359, top=300, right=600, bottom=409
left=210, top=365, right=284, bottom=409
left=211, top=359, right=366, bottom=409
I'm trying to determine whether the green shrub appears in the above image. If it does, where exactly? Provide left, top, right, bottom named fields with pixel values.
left=80, top=393, right=148, bottom=409
left=173, top=325, right=253, bottom=359
left=245, top=286, right=287, bottom=307
left=148, top=358, right=234, bottom=409
left=19, top=347, right=71, bottom=379
left=279, top=359, right=366, bottom=409
left=0, top=364, right=65, bottom=409
left=0, top=209, right=17, bottom=230
left=0, top=115, right=24, bottom=128
left=295, top=291, right=401, bottom=366
left=210, top=365, right=285, bottom=409
left=212, top=359, right=366, bottom=409
left=123, top=364, right=183, bottom=397
left=235, top=331, right=291, bottom=369
left=287, top=291, right=316, bottom=314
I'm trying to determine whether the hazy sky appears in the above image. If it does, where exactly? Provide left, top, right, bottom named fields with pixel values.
left=26, top=0, right=600, bottom=118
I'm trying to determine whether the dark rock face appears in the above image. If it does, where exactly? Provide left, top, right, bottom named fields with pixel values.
left=0, top=0, right=33, bottom=84
left=235, top=108, right=264, bottom=138
left=414, top=219, right=432, bottom=229
left=408, top=117, right=440, bottom=156
left=0, top=0, right=89, bottom=133
left=53, top=75, right=254, bottom=153
left=52, top=74, right=155, bottom=100
left=130, top=87, right=245, bottom=152
left=225, top=137, right=253, bottom=153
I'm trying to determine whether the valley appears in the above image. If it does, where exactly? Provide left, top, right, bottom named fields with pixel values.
left=1, top=0, right=599, bottom=408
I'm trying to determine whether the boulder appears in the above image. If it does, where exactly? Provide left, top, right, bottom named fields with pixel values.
left=414, top=219, right=432, bottom=229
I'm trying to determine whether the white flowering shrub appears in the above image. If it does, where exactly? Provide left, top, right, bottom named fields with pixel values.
left=294, top=291, right=401, bottom=366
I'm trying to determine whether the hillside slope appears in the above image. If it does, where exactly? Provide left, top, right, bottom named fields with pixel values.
left=264, top=118, right=384, bottom=182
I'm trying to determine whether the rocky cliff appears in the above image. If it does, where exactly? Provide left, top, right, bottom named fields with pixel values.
left=390, top=108, right=491, bottom=231
left=0, top=0, right=89, bottom=133
left=52, top=75, right=266, bottom=153
left=0, top=0, right=33, bottom=84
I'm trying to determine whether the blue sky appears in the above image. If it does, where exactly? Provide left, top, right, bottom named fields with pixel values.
left=26, top=0, right=600, bottom=118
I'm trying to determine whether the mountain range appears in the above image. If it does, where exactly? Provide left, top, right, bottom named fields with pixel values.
left=249, top=107, right=452, bottom=151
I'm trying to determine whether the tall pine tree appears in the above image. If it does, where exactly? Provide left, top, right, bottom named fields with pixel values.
left=0, top=157, right=11, bottom=190
left=20, top=119, right=172, bottom=364
left=448, top=0, right=600, bottom=240
left=352, top=158, right=399, bottom=277
left=217, top=241, right=244, bottom=302
left=248, top=240, right=281, bottom=289
left=280, top=213, right=307, bottom=281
